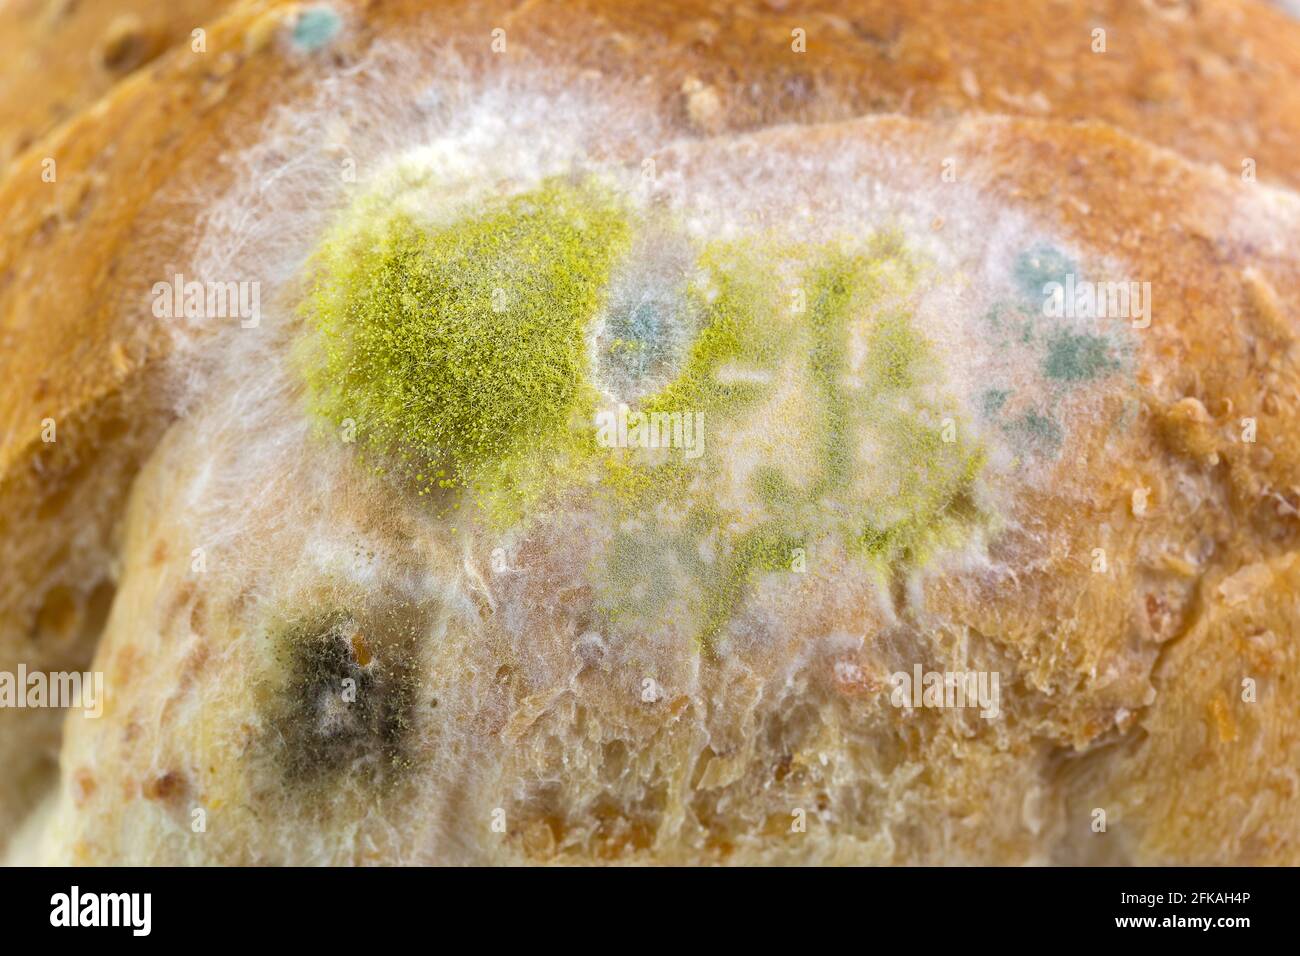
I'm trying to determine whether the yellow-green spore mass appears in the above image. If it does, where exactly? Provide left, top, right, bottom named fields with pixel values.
left=302, top=178, right=632, bottom=500
left=592, top=235, right=991, bottom=652
left=643, top=243, right=789, bottom=417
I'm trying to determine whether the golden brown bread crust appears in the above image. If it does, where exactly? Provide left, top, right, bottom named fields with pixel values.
left=0, top=0, right=304, bottom=841
left=0, top=0, right=241, bottom=168
left=1, top=0, right=1298, bottom=863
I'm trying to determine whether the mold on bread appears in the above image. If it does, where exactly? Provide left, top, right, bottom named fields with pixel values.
left=2, top=0, right=1299, bottom=865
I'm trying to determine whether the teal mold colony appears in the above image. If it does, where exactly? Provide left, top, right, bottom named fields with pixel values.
left=980, top=244, right=1132, bottom=459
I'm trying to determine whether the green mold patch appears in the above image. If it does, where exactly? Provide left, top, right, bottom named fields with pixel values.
left=805, top=253, right=859, bottom=494
left=973, top=245, right=1137, bottom=467
left=593, top=241, right=794, bottom=511
left=297, top=174, right=1003, bottom=655
left=301, top=178, right=632, bottom=520
left=696, top=526, right=806, bottom=649
left=982, top=302, right=1036, bottom=348
left=853, top=417, right=987, bottom=567
left=981, top=388, right=1011, bottom=417
left=1042, top=329, right=1120, bottom=383
left=804, top=245, right=983, bottom=568
left=640, top=242, right=791, bottom=417
left=1003, top=409, right=1064, bottom=458
left=590, top=235, right=991, bottom=652
left=1013, top=243, right=1076, bottom=302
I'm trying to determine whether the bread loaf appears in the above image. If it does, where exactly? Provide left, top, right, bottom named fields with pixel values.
left=2, top=0, right=1298, bottom=865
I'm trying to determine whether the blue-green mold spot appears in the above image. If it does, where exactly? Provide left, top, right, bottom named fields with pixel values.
left=600, top=289, right=690, bottom=396
left=1003, top=409, right=1063, bottom=458
left=1013, top=243, right=1075, bottom=302
left=1042, top=329, right=1121, bottom=383
left=293, top=7, right=342, bottom=52
left=981, top=388, right=1011, bottom=417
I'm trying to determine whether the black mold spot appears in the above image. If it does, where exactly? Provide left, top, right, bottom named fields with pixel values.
left=267, top=609, right=421, bottom=789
